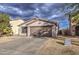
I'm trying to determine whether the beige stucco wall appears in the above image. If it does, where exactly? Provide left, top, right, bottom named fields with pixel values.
left=10, top=19, right=24, bottom=35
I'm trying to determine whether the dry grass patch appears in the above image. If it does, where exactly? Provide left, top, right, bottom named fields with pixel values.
left=37, top=37, right=79, bottom=55
left=37, top=39, right=64, bottom=55
left=0, top=36, right=15, bottom=43
left=61, top=46, right=76, bottom=55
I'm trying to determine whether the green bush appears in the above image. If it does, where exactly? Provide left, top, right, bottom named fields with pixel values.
left=0, top=13, right=12, bottom=36
left=3, top=27, right=12, bottom=35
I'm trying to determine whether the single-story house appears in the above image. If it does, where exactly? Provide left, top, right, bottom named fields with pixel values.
left=10, top=19, right=24, bottom=35
left=10, top=18, right=58, bottom=37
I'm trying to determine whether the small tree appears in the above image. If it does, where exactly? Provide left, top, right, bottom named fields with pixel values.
left=0, top=13, right=12, bottom=36
left=63, top=4, right=79, bottom=35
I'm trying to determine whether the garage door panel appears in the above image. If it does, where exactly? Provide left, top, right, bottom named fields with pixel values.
left=30, top=26, right=52, bottom=37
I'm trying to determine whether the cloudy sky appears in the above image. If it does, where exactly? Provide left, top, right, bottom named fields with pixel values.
left=0, top=3, right=75, bottom=29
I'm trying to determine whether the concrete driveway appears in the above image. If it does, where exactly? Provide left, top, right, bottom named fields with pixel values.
left=0, top=36, right=47, bottom=55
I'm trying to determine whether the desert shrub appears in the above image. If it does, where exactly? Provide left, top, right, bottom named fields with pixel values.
left=3, top=27, right=12, bottom=36
left=61, top=47, right=76, bottom=55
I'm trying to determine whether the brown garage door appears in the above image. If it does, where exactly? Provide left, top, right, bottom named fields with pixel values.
left=30, top=26, right=52, bottom=37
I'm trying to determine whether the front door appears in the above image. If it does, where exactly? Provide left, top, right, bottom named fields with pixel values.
left=21, top=27, right=27, bottom=35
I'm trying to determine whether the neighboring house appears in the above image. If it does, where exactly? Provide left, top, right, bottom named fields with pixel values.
left=10, top=19, right=24, bottom=35
left=10, top=18, right=58, bottom=37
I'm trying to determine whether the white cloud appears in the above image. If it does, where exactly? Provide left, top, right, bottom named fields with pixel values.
left=48, top=13, right=64, bottom=19
left=41, top=6, right=50, bottom=12
left=21, top=10, right=33, bottom=16
left=0, top=4, right=35, bottom=16
left=0, top=5, right=6, bottom=9
left=43, top=3, right=55, bottom=7
left=0, top=4, right=23, bottom=15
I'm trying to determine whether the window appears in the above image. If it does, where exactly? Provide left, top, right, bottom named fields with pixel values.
left=21, top=27, right=27, bottom=33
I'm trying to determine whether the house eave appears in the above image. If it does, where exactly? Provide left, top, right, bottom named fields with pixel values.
left=18, top=18, right=58, bottom=27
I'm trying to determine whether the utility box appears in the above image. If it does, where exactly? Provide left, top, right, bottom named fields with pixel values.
left=64, top=38, right=72, bottom=46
